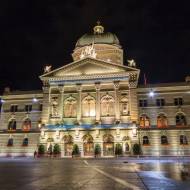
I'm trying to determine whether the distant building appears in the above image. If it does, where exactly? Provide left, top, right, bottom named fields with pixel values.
left=0, top=23, right=190, bottom=157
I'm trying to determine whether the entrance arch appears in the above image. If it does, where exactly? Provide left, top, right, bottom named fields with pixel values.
left=63, top=135, right=73, bottom=156
left=103, top=134, right=114, bottom=156
left=83, top=134, right=94, bottom=156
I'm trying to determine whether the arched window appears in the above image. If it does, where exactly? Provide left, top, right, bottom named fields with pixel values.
left=161, top=135, right=168, bottom=145
left=8, top=119, right=16, bottom=130
left=82, top=95, right=96, bottom=117
left=7, top=138, right=13, bottom=146
left=83, top=134, right=94, bottom=156
left=125, top=143, right=130, bottom=152
left=22, top=118, right=31, bottom=131
left=176, top=113, right=187, bottom=126
left=64, top=96, right=77, bottom=118
left=101, top=95, right=114, bottom=116
left=180, top=135, right=188, bottom=145
left=157, top=114, right=168, bottom=128
left=140, top=115, right=150, bottom=128
left=143, top=136, right=149, bottom=145
left=120, top=97, right=129, bottom=115
left=22, top=138, right=28, bottom=146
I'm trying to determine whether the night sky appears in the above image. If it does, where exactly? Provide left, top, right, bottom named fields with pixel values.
left=0, top=0, right=190, bottom=92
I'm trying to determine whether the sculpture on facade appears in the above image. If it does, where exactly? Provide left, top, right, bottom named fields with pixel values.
left=80, top=44, right=97, bottom=59
left=51, top=97, right=59, bottom=117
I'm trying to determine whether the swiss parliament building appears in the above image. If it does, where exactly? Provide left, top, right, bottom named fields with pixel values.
left=0, top=23, right=190, bottom=157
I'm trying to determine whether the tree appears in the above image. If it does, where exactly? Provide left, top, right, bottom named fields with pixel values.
left=133, top=143, right=141, bottom=155
left=94, top=144, right=101, bottom=157
left=53, top=144, right=61, bottom=155
left=72, top=144, right=80, bottom=156
left=115, top=143, right=123, bottom=156
left=38, top=144, right=45, bottom=154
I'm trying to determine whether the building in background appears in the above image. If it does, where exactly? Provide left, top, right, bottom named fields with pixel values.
left=0, top=23, right=190, bottom=157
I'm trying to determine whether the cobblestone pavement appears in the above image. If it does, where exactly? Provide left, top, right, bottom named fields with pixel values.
left=0, top=157, right=189, bottom=190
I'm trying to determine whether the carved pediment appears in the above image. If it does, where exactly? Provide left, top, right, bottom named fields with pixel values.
left=40, top=57, right=139, bottom=79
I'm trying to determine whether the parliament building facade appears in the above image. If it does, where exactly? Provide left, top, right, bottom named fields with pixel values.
left=0, top=23, right=190, bottom=157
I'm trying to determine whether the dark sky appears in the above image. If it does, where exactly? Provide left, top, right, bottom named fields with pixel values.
left=0, top=0, right=190, bottom=92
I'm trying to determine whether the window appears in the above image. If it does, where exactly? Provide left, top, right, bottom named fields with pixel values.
left=156, top=98, right=165, bottom=107
left=176, top=113, right=186, bottom=126
left=25, top=105, right=32, bottom=112
left=8, top=119, right=16, bottom=130
left=140, top=115, right=150, bottom=127
left=120, top=97, right=129, bottom=115
left=139, top=99, right=148, bottom=107
left=22, top=138, right=28, bottom=146
left=143, top=136, right=149, bottom=145
left=180, top=135, right=188, bottom=145
left=82, top=95, right=96, bottom=117
left=22, top=118, right=31, bottom=131
left=157, top=114, right=168, bottom=128
left=7, top=138, right=13, bottom=146
left=161, top=135, right=168, bottom=145
left=174, top=98, right=183, bottom=106
left=101, top=95, right=114, bottom=116
left=10, top=105, right=18, bottom=112
left=64, top=96, right=77, bottom=118
left=39, top=104, right=43, bottom=111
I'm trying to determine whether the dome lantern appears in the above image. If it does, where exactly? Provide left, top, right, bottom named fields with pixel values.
left=93, top=21, right=104, bottom=34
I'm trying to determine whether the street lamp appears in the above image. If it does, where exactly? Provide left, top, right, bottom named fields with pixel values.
left=149, top=89, right=155, bottom=97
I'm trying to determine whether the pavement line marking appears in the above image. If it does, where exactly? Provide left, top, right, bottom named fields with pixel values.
left=83, top=160, right=145, bottom=190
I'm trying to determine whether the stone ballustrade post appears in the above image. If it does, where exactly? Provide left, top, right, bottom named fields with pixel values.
left=76, top=84, right=82, bottom=123
left=114, top=81, right=120, bottom=122
left=95, top=83, right=101, bottom=123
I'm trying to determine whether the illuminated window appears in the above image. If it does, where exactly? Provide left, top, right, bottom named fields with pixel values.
left=22, top=118, right=31, bottom=131
left=101, top=95, right=114, bottom=116
left=161, top=135, right=168, bottom=145
left=143, top=136, right=149, bottom=145
left=25, top=105, right=32, bottom=112
left=174, top=97, right=183, bottom=106
left=64, top=96, right=77, bottom=118
left=120, top=97, right=129, bottom=115
left=139, top=115, right=150, bottom=127
left=139, top=99, right=147, bottom=107
left=157, top=114, right=168, bottom=128
left=176, top=113, right=186, bottom=126
left=180, top=135, right=188, bottom=145
left=22, top=138, right=29, bottom=146
left=82, top=95, right=96, bottom=117
left=10, top=105, right=18, bottom=113
left=156, top=98, right=165, bottom=107
left=8, top=119, right=16, bottom=130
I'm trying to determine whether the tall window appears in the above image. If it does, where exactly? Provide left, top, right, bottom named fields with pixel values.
left=22, top=138, right=29, bottom=146
left=157, top=114, right=168, bottom=128
left=120, top=97, right=129, bottom=115
left=143, top=136, right=149, bottom=145
left=180, top=135, right=188, bottom=145
left=140, top=115, right=150, bottom=127
left=64, top=96, right=77, bottom=118
left=161, top=135, right=168, bottom=145
left=8, top=119, right=16, bottom=130
left=25, top=105, right=32, bottom=112
left=176, top=113, right=186, bottom=126
left=39, top=104, right=43, bottom=111
left=22, top=118, right=31, bottom=131
left=82, top=95, right=96, bottom=117
left=10, top=105, right=18, bottom=113
left=174, top=97, right=183, bottom=106
left=7, top=138, right=13, bottom=146
left=156, top=98, right=165, bottom=107
left=139, top=99, right=148, bottom=107
left=101, top=95, right=114, bottom=116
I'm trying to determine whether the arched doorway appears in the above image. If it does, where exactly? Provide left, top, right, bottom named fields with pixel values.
left=103, top=134, right=114, bottom=156
left=122, top=136, right=131, bottom=154
left=83, top=134, right=94, bottom=156
left=63, top=135, right=73, bottom=156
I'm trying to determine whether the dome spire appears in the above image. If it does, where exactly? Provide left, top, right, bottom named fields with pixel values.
left=93, top=21, right=104, bottom=34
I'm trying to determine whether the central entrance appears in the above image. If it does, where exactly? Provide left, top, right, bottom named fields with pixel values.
left=103, top=134, right=114, bottom=156
left=83, top=134, right=94, bottom=156
left=63, top=135, right=73, bottom=156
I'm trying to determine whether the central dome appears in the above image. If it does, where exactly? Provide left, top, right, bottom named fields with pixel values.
left=75, top=22, right=120, bottom=48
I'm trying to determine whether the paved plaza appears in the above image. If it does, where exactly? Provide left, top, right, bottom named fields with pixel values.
left=0, top=157, right=190, bottom=190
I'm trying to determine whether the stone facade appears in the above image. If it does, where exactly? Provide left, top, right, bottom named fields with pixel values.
left=0, top=23, right=190, bottom=157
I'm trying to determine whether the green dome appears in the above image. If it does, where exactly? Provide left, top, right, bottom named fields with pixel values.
left=75, top=32, right=120, bottom=47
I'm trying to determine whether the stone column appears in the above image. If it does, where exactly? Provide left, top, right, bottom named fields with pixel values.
left=114, top=81, right=120, bottom=122
left=48, top=87, right=52, bottom=121
left=95, top=83, right=101, bottom=123
left=59, top=86, right=64, bottom=121
left=76, top=84, right=82, bottom=123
